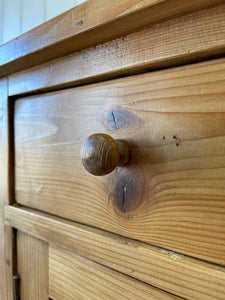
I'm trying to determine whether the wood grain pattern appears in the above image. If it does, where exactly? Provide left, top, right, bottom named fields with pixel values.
left=17, top=231, right=49, bottom=300
left=0, top=0, right=224, bottom=77
left=14, top=57, right=225, bottom=265
left=81, top=133, right=130, bottom=176
left=8, top=3, right=225, bottom=96
left=5, top=205, right=225, bottom=300
left=0, top=79, right=14, bottom=300
left=49, top=245, right=181, bottom=300
left=81, top=133, right=121, bottom=176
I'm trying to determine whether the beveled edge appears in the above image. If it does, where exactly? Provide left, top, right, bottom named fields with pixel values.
left=0, top=0, right=224, bottom=78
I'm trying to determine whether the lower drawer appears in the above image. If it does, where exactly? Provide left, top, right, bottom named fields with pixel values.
left=11, top=208, right=225, bottom=300
left=16, top=229, right=180, bottom=300
left=15, top=57, right=225, bottom=265
left=49, top=245, right=180, bottom=300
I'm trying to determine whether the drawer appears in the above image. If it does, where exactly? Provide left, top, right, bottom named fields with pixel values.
left=17, top=229, right=182, bottom=300
left=49, top=245, right=180, bottom=300
left=15, top=57, right=225, bottom=265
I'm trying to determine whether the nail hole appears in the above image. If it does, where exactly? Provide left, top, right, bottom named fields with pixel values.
left=76, top=20, right=83, bottom=26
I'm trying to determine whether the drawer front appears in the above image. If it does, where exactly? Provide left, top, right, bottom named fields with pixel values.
left=49, top=245, right=180, bottom=300
left=15, top=58, right=225, bottom=265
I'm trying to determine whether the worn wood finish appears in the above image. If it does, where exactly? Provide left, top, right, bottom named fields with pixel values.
left=17, top=231, right=49, bottom=300
left=8, top=3, right=225, bottom=96
left=14, top=57, right=225, bottom=265
left=1, top=0, right=224, bottom=78
left=49, top=245, right=180, bottom=300
left=5, top=205, right=225, bottom=300
left=81, top=133, right=131, bottom=176
left=0, top=79, right=14, bottom=300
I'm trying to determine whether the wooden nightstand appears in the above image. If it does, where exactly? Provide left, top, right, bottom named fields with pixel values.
left=1, top=1, right=225, bottom=299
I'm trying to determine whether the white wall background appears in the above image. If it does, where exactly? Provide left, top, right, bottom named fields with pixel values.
left=0, top=0, right=86, bottom=45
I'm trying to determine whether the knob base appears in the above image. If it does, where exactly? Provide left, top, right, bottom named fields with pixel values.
left=116, top=139, right=131, bottom=167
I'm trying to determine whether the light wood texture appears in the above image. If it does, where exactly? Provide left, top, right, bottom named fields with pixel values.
left=8, top=3, right=225, bottom=96
left=14, top=57, right=225, bottom=265
left=17, top=231, right=49, bottom=300
left=0, top=0, right=224, bottom=77
left=0, top=79, right=13, bottom=300
left=5, top=205, right=225, bottom=300
left=49, top=245, right=180, bottom=300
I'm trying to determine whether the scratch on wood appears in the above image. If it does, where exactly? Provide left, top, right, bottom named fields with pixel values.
left=121, top=186, right=126, bottom=212
left=118, top=240, right=138, bottom=248
left=160, top=249, right=183, bottom=260
left=111, top=111, right=117, bottom=128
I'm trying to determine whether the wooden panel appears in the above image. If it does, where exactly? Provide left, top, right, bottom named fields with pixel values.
left=9, top=3, right=225, bottom=96
left=5, top=205, right=225, bottom=300
left=0, top=79, right=14, bottom=300
left=0, top=0, right=224, bottom=77
left=49, top=245, right=180, bottom=300
left=14, top=57, right=225, bottom=265
left=17, top=231, right=49, bottom=300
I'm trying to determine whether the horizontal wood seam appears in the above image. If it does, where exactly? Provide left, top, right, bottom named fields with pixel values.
left=4, top=204, right=225, bottom=300
left=52, top=245, right=186, bottom=299
left=8, top=3, right=225, bottom=97
left=0, top=0, right=224, bottom=77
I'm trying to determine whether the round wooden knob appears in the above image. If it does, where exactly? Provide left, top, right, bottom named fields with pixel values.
left=81, top=133, right=131, bottom=176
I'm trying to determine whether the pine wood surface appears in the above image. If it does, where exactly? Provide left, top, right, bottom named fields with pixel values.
left=17, top=231, right=49, bottom=300
left=2, top=1, right=225, bottom=299
left=0, top=79, right=14, bottom=300
left=0, top=0, right=224, bottom=78
left=14, top=57, right=225, bottom=265
left=5, top=205, right=225, bottom=300
left=49, top=245, right=181, bottom=300
left=8, top=3, right=225, bottom=96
